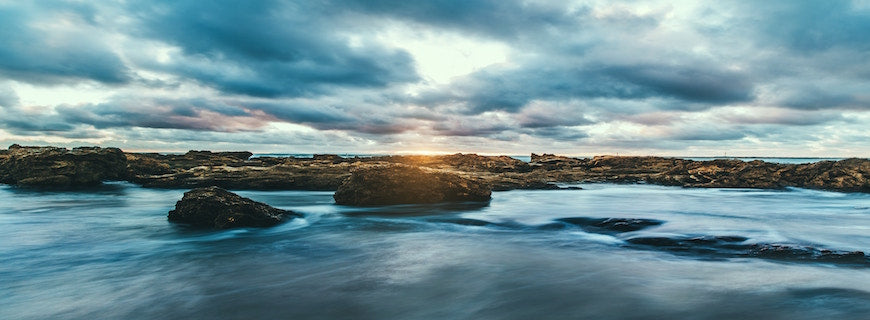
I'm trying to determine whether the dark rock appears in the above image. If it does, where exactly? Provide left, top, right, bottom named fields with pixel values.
left=168, top=186, right=299, bottom=228
left=748, top=244, right=866, bottom=263
left=428, top=218, right=495, bottom=227
left=132, top=163, right=351, bottom=190
left=530, top=153, right=586, bottom=170
left=125, top=153, right=173, bottom=176
left=0, top=145, right=127, bottom=187
left=333, top=165, right=492, bottom=206
left=185, top=150, right=253, bottom=160
left=312, top=154, right=345, bottom=163
left=556, top=217, right=665, bottom=234
left=494, top=180, right=562, bottom=191
left=626, top=234, right=869, bottom=265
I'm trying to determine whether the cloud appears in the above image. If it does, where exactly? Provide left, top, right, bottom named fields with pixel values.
left=54, top=97, right=267, bottom=132
left=775, top=85, right=870, bottom=111
left=515, top=101, right=593, bottom=128
left=0, top=1, right=868, bottom=156
left=416, top=62, right=754, bottom=114
left=128, top=0, right=419, bottom=97
left=522, top=127, right=589, bottom=141
left=667, top=128, right=747, bottom=141
left=337, top=0, right=588, bottom=40
left=0, top=84, right=19, bottom=108
left=0, top=3, right=132, bottom=85
left=717, top=107, right=847, bottom=126
left=747, top=1, right=870, bottom=52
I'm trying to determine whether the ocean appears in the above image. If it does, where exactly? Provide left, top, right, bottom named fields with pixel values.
left=2, top=174, right=870, bottom=319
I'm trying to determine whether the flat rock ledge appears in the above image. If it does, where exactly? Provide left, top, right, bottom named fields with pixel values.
left=0, top=144, right=127, bottom=187
left=168, top=186, right=300, bottom=228
left=333, top=165, right=492, bottom=206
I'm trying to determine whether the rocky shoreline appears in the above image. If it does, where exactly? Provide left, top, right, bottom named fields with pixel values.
left=1, top=144, right=868, bottom=194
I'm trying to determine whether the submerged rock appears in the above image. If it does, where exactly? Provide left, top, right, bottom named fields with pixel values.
left=555, top=217, right=664, bottom=234
left=333, top=165, right=492, bottom=206
left=0, top=144, right=127, bottom=187
left=626, top=234, right=869, bottom=266
left=168, top=186, right=299, bottom=228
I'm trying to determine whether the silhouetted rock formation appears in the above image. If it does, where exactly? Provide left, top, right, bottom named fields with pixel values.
left=333, top=164, right=492, bottom=206
left=0, top=144, right=127, bottom=187
left=168, top=186, right=299, bottom=228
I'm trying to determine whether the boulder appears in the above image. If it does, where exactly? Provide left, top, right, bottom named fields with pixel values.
left=0, top=145, right=127, bottom=187
left=333, top=165, right=492, bottom=206
left=168, top=186, right=299, bottom=228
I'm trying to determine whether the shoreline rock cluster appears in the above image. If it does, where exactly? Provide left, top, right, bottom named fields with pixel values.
left=2, top=144, right=868, bottom=195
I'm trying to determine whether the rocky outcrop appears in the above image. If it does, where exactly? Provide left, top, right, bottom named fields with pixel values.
left=0, top=144, right=127, bottom=187
left=374, top=153, right=532, bottom=173
left=787, top=158, right=870, bottom=192
left=333, top=165, right=492, bottom=206
left=530, top=155, right=870, bottom=193
left=131, top=163, right=353, bottom=190
left=2, top=144, right=867, bottom=194
left=126, top=150, right=253, bottom=176
left=168, top=186, right=299, bottom=228
left=554, top=217, right=664, bottom=234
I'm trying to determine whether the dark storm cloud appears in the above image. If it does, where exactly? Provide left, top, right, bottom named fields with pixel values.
left=748, top=1, right=870, bottom=52
left=778, top=86, right=870, bottom=111
left=130, top=0, right=418, bottom=97
left=25, top=97, right=271, bottom=132
left=418, top=63, right=754, bottom=114
left=601, top=65, right=754, bottom=104
left=0, top=3, right=131, bottom=85
left=2, top=93, right=415, bottom=136
left=2, top=116, right=77, bottom=133
left=244, top=102, right=353, bottom=124
left=337, top=0, right=586, bottom=40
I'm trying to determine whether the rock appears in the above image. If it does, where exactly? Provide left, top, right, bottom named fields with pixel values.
left=626, top=234, right=869, bottom=265
left=168, top=186, right=299, bottom=228
left=556, top=217, right=664, bottom=234
left=132, top=163, right=352, bottom=190
left=747, top=244, right=867, bottom=263
left=377, top=153, right=532, bottom=173
left=0, top=145, right=127, bottom=187
left=788, top=158, right=870, bottom=192
left=312, top=154, right=346, bottom=163
left=490, top=177, right=563, bottom=191
left=333, top=165, right=492, bottom=206
left=185, top=150, right=253, bottom=161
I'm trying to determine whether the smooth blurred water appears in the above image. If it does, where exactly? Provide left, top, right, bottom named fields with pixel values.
left=2, top=183, right=870, bottom=319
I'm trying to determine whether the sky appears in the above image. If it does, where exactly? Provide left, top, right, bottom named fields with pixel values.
left=1, top=0, right=869, bottom=156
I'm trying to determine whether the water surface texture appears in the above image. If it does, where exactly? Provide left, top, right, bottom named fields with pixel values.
left=2, top=183, right=870, bottom=319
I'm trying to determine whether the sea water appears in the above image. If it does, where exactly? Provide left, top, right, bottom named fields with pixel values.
left=2, top=182, right=870, bottom=319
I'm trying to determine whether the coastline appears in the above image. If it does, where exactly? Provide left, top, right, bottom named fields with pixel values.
left=1, top=144, right=868, bottom=194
